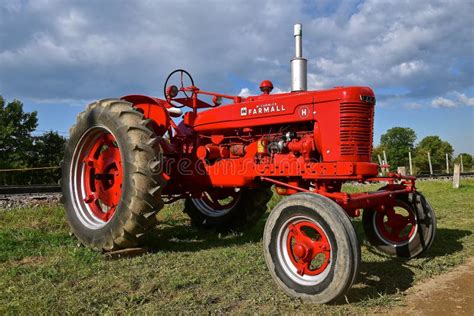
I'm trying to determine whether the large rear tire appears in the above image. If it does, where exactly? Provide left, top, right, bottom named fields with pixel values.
left=362, top=192, right=436, bottom=258
left=263, top=193, right=360, bottom=303
left=184, top=187, right=272, bottom=231
left=62, top=99, right=166, bottom=251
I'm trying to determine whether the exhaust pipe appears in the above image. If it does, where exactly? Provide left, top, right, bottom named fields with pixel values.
left=291, top=23, right=307, bottom=92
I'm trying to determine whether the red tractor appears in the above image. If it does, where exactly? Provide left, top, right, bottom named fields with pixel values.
left=62, top=24, right=436, bottom=303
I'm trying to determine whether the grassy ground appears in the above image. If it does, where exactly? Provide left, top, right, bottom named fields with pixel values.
left=1, top=180, right=473, bottom=313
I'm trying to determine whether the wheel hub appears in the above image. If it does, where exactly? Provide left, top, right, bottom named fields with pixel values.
left=286, top=221, right=331, bottom=276
left=293, top=243, right=308, bottom=259
left=375, top=204, right=416, bottom=243
left=82, top=132, right=123, bottom=223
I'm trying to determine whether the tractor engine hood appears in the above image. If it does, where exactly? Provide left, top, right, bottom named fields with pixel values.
left=192, top=86, right=375, bottom=133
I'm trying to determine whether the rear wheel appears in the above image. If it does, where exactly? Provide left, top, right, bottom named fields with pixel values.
left=184, top=187, right=272, bottom=231
left=62, top=99, right=166, bottom=251
left=363, top=192, right=436, bottom=258
left=263, top=193, right=360, bottom=303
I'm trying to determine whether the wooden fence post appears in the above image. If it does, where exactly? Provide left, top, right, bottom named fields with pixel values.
left=446, top=153, right=449, bottom=174
left=408, top=151, right=413, bottom=175
left=377, top=154, right=383, bottom=175
left=427, top=152, right=433, bottom=175
left=453, top=163, right=461, bottom=189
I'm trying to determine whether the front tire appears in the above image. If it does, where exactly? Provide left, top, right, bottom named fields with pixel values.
left=263, top=193, right=360, bottom=303
left=62, top=99, right=166, bottom=251
left=362, top=192, right=436, bottom=258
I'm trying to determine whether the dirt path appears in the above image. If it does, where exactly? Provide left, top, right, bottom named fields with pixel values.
left=394, top=258, right=474, bottom=315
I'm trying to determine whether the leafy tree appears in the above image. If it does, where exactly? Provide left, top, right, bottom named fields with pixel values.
left=454, top=153, right=473, bottom=171
left=0, top=96, right=38, bottom=169
left=372, top=145, right=383, bottom=164
left=29, top=131, right=66, bottom=184
left=0, top=96, right=66, bottom=184
left=30, top=131, right=66, bottom=167
left=414, top=136, right=454, bottom=174
left=377, top=127, right=417, bottom=171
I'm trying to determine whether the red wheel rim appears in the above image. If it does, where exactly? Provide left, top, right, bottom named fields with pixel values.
left=70, top=127, right=123, bottom=228
left=286, top=220, right=331, bottom=276
left=374, top=202, right=417, bottom=244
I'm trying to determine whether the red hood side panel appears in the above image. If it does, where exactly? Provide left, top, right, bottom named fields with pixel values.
left=193, top=87, right=373, bottom=133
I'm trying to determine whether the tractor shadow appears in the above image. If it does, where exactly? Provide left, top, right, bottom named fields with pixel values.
left=336, top=224, right=471, bottom=304
left=130, top=213, right=470, bottom=305
left=139, top=214, right=469, bottom=258
left=139, top=215, right=269, bottom=253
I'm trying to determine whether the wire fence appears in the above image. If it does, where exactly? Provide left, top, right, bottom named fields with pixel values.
left=0, top=166, right=61, bottom=185
left=377, top=150, right=471, bottom=176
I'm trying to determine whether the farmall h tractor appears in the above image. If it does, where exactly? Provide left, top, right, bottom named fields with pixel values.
left=62, top=24, right=436, bottom=303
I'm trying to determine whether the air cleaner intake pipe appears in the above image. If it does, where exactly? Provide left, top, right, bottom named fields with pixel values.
left=291, top=23, right=307, bottom=92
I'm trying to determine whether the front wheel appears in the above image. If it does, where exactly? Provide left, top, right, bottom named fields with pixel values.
left=362, top=192, right=436, bottom=258
left=263, top=193, right=360, bottom=303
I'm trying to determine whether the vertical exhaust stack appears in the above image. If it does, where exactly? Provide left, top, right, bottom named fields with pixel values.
left=291, top=23, right=307, bottom=92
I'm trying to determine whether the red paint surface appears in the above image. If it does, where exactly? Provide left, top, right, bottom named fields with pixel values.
left=119, top=82, right=416, bottom=216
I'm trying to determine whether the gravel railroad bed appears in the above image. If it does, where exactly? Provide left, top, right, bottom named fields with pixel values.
left=0, top=193, right=62, bottom=209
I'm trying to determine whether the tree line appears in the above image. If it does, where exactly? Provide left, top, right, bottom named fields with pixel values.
left=372, top=127, right=472, bottom=174
left=0, top=96, right=66, bottom=185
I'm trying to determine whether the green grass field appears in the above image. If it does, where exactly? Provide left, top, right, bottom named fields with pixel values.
left=1, top=180, right=473, bottom=313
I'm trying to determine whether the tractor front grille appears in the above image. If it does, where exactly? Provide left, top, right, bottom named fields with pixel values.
left=339, top=103, right=374, bottom=160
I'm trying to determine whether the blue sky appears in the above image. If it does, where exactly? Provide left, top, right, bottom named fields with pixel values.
left=1, top=0, right=473, bottom=154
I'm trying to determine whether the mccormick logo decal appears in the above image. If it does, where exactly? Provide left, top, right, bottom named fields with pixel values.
left=240, top=102, right=286, bottom=117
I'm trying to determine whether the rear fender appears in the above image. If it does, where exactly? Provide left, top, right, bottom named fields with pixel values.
left=121, top=94, right=170, bottom=136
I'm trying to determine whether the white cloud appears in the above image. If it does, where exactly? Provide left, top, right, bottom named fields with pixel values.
left=255, top=56, right=281, bottom=66
left=431, top=97, right=456, bottom=108
left=238, top=88, right=252, bottom=97
left=391, top=60, right=426, bottom=77
left=307, top=73, right=330, bottom=90
left=56, top=10, right=87, bottom=38
left=430, top=92, right=474, bottom=108
left=456, top=92, right=474, bottom=107
left=238, top=86, right=286, bottom=97
left=306, top=0, right=472, bottom=100
left=0, top=0, right=472, bottom=106
left=315, top=58, right=347, bottom=77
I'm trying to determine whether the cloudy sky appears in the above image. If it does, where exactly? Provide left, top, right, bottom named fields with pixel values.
left=1, top=0, right=473, bottom=154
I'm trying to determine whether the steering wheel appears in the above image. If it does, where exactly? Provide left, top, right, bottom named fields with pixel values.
left=163, top=69, right=195, bottom=108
